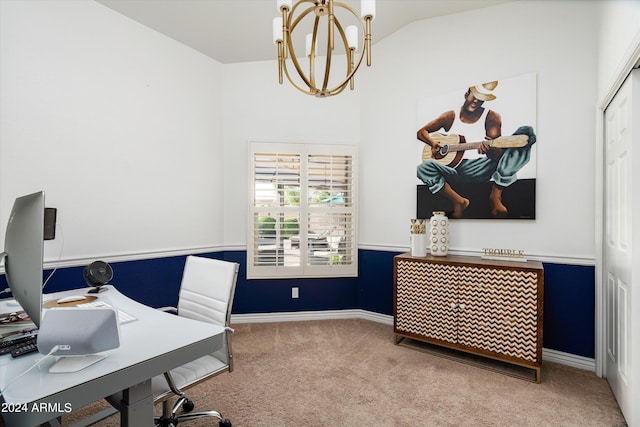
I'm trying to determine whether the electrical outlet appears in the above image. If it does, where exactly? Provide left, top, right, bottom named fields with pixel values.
left=291, top=287, right=299, bottom=299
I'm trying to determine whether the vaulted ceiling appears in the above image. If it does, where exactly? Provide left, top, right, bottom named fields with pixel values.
left=96, top=0, right=511, bottom=64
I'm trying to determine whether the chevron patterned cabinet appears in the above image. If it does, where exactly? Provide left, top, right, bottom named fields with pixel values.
left=393, top=253, right=544, bottom=383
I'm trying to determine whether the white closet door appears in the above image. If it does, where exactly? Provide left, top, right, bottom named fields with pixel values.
left=604, top=68, right=639, bottom=426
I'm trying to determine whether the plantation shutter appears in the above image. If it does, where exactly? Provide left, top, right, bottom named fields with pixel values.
left=248, top=142, right=357, bottom=279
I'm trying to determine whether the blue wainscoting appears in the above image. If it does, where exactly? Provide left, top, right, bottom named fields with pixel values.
left=542, top=262, right=595, bottom=358
left=358, top=249, right=397, bottom=315
left=222, top=251, right=359, bottom=314
left=0, top=250, right=595, bottom=358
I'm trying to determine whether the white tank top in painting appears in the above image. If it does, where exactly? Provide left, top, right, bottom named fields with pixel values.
left=447, top=108, right=490, bottom=160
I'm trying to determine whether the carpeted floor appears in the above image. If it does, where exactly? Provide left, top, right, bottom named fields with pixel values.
left=49, top=319, right=628, bottom=426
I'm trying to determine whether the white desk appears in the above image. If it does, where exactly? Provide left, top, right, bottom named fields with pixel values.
left=0, top=286, right=224, bottom=427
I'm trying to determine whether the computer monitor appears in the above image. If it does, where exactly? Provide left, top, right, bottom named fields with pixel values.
left=0, top=191, right=45, bottom=328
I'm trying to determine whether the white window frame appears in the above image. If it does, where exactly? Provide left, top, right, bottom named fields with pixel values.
left=247, top=141, right=358, bottom=279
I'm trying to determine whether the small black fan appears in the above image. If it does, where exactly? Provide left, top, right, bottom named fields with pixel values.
left=84, top=260, right=113, bottom=293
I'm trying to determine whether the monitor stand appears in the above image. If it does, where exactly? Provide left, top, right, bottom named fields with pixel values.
left=49, top=354, right=107, bottom=373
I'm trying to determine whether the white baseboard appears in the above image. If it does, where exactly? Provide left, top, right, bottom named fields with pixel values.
left=231, top=310, right=596, bottom=373
left=542, top=347, right=596, bottom=372
left=231, top=309, right=394, bottom=325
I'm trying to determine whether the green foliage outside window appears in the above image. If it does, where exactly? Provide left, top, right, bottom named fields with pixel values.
left=283, top=218, right=299, bottom=236
left=258, top=217, right=276, bottom=236
left=258, top=216, right=299, bottom=237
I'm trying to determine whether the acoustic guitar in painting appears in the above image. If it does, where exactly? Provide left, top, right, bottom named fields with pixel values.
left=421, top=133, right=529, bottom=168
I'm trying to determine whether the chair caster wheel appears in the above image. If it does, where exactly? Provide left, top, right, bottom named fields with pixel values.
left=156, top=416, right=179, bottom=427
left=219, top=419, right=232, bottom=427
left=182, top=399, right=195, bottom=412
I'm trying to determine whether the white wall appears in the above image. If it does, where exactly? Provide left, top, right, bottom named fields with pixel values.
left=358, top=1, right=599, bottom=264
left=222, top=60, right=361, bottom=247
left=0, top=0, right=224, bottom=265
left=1, top=0, right=624, bottom=267
left=596, top=0, right=640, bottom=102
left=222, top=2, right=603, bottom=265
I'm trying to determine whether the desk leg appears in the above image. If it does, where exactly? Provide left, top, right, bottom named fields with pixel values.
left=120, top=379, right=154, bottom=427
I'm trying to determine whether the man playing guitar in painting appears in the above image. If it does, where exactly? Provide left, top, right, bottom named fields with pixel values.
left=416, top=80, right=536, bottom=218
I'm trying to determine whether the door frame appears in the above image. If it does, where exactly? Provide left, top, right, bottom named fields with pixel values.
left=595, top=36, right=640, bottom=378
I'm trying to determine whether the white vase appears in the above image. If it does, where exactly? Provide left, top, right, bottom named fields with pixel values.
left=429, top=211, right=449, bottom=256
left=410, top=219, right=427, bottom=257
left=410, top=233, right=427, bottom=257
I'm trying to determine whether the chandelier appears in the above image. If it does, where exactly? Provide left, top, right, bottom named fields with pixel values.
left=272, top=0, right=376, bottom=97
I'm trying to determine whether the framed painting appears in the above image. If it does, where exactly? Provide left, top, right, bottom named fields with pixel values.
left=416, top=73, right=537, bottom=219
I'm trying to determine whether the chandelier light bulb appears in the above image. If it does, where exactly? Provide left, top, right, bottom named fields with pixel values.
left=305, top=33, right=315, bottom=58
left=277, top=0, right=292, bottom=11
left=346, top=25, right=358, bottom=51
left=272, top=17, right=283, bottom=44
left=361, top=0, right=375, bottom=20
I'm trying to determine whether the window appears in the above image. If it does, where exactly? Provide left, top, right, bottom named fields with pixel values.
left=248, top=142, right=357, bottom=279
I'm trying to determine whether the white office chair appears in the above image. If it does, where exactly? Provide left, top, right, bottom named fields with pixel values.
left=152, top=255, right=239, bottom=427
left=100, top=256, right=238, bottom=427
